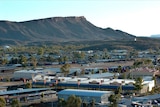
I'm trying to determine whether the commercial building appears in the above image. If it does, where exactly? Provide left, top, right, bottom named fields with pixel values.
left=32, top=75, right=155, bottom=93
left=58, top=89, right=113, bottom=104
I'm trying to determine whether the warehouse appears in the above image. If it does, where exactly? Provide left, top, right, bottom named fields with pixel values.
left=58, top=89, right=113, bottom=104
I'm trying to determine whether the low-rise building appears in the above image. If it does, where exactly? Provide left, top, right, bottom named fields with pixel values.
left=58, top=89, right=113, bottom=104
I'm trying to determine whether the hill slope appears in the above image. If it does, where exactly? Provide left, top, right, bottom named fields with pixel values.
left=0, top=16, right=135, bottom=45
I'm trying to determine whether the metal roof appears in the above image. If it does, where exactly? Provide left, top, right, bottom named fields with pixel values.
left=58, top=89, right=112, bottom=97
left=0, top=88, right=51, bottom=96
left=33, top=81, right=135, bottom=90
left=14, top=69, right=43, bottom=73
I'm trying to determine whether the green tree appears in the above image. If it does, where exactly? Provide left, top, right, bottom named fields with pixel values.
left=63, top=56, right=68, bottom=63
left=19, top=55, right=27, bottom=67
left=108, top=94, right=118, bottom=107
left=82, top=100, right=88, bottom=107
left=143, top=59, right=152, bottom=65
left=60, top=64, right=71, bottom=76
left=1, top=58, right=8, bottom=65
left=0, top=97, right=6, bottom=107
left=80, top=52, right=85, bottom=60
left=11, top=99, right=21, bottom=107
left=58, top=98, right=66, bottom=107
left=133, top=60, right=143, bottom=68
left=81, top=69, right=85, bottom=75
left=117, top=65, right=122, bottom=73
left=25, top=82, right=32, bottom=88
left=90, top=99, right=95, bottom=107
left=108, top=86, right=122, bottom=107
left=30, top=56, right=37, bottom=68
left=133, top=77, right=143, bottom=93
left=122, top=73, right=126, bottom=79
left=37, top=47, right=44, bottom=57
left=66, top=95, right=82, bottom=107
left=40, top=92, right=44, bottom=102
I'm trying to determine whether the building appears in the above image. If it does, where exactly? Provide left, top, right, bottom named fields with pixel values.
left=0, top=81, right=25, bottom=90
left=131, top=93, right=160, bottom=106
left=12, top=69, right=44, bottom=80
left=128, top=67, right=159, bottom=79
left=0, top=66, right=16, bottom=73
left=32, top=75, right=155, bottom=93
left=58, top=89, right=113, bottom=104
left=0, top=88, right=56, bottom=106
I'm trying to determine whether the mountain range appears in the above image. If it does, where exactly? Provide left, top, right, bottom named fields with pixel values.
left=0, top=16, right=135, bottom=45
left=150, top=34, right=160, bottom=38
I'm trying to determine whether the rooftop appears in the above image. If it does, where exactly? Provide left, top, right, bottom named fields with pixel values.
left=0, top=88, right=51, bottom=96
left=58, top=89, right=112, bottom=97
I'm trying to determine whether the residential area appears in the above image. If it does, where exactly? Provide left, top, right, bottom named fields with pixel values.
left=0, top=46, right=160, bottom=107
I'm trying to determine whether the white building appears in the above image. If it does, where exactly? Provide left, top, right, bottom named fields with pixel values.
left=13, top=69, right=44, bottom=80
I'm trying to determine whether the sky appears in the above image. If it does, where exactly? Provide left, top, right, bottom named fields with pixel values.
left=0, top=0, right=160, bottom=37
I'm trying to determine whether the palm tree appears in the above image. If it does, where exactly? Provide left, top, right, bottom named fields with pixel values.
left=0, top=97, right=6, bottom=107
left=60, top=64, right=71, bottom=76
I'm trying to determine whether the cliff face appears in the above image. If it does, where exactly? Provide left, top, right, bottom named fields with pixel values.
left=0, top=16, right=135, bottom=45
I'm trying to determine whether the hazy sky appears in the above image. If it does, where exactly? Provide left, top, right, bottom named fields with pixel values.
left=0, top=0, right=160, bottom=36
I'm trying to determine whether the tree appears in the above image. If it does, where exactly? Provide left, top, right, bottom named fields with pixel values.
left=82, top=100, right=88, bottom=107
left=133, top=60, right=143, bottom=68
left=81, top=69, right=85, bottom=75
left=108, top=86, right=122, bottom=107
left=80, top=52, right=85, bottom=61
left=133, top=77, right=143, bottom=93
left=25, top=82, right=32, bottom=88
left=115, top=86, right=122, bottom=95
left=90, top=99, right=95, bottom=107
left=19, top=55, right=27, bottom=67
left=122, top=73, right=126, bottom=79
left=11, top=99, right=21, bottom=107
left=40, top=92, right=44, bottom=102
left=108, top=94, right=118, bottom=107
left=1, top=58, right=8, bottom=65
left=30, top=56, right=37, bottom=68
left=58, top=98, right=66, bottom=107
left=66, top=95, right=82, bottom=107
left=63, top=56, right=68, bottom=63
left=117, top=65, right=122, bottom=73
left=37, top=47, right=44, bottom=57
left=60, top=64, right=71, bottom=76
left=0, top=97, right=6, bottom=107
